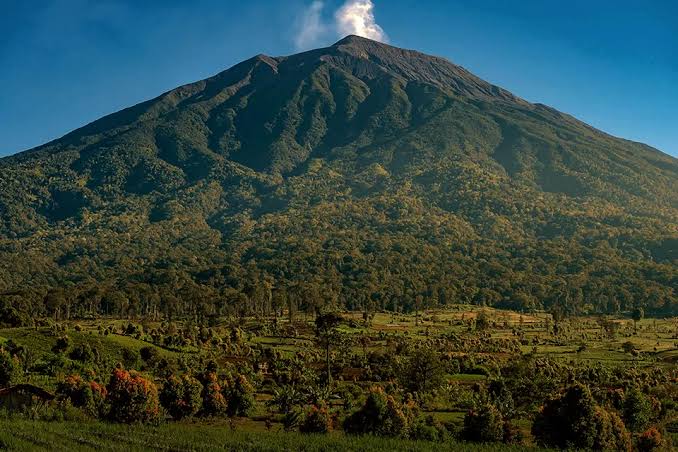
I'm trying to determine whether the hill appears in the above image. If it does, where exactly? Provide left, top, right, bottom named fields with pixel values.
left=0, top=35, right=676, bottom=321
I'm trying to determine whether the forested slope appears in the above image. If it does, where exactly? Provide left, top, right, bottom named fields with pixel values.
left=0, top=35, right=676, bottom=322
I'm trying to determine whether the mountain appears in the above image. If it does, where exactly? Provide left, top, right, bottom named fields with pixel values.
left=0, top=35, right=676, bottom=321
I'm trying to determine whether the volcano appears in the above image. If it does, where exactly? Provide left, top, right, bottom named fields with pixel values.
left=0, top=36, right=676, bottom=316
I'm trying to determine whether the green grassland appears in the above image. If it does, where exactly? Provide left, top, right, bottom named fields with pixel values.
left=0, top=306, right=675, bottom=450
left=0, top=419, right=535, bottom=452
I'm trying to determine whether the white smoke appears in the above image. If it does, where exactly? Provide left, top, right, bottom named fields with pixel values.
left=294, top=1, right=327, bottom=50
left=335, top=0, right=388, bottom=43
left=294, top=0, right=388, bottom=50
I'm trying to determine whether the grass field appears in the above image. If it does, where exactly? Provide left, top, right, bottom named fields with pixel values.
left=0, top=419, right=530, bottom=451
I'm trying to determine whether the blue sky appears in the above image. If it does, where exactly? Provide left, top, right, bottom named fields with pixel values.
left=1, top=0, right=676, bottom=157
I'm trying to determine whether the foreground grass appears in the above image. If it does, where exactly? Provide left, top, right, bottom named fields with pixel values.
left=0, top=419, right=533, bottom=452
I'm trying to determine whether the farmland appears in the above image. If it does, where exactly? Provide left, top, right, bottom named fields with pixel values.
left=0, top=306, right=676, bottom=450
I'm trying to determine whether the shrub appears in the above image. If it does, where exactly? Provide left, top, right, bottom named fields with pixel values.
left=462, top=403, right=505, bottom=443
left=160, top=374, right=203, bottom=420
left=56, top=375, right=107, bottom=417
left=0, top=349, right=19, bottom=388
left=106, top=368, right=160, bottom=424
left=139, top=346, right=159, bottom=364
left=299, top=403, right=332, bottom=433
left=637, top=427, right=663, bottom=452
left=344, top=387, right=414, bottom=438
left=52, top=336, right=70, bottom=354
left=121, top=348, right=140, bottom=369
left=69, top=344, right=97, bottom=364
left=224, top=374, right=255, bottom=417
left=622, top=387, right=652, bottom=432
left=532, top=384, right=632, bottom=451
left=201, top=372, right=227, bottom=416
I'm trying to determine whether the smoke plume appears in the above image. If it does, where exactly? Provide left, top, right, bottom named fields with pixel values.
left=335, top=0, right=388, bottom=43
left=294, top=0, right=388, bottom=50
left=294, top=1, right=327, bottom=50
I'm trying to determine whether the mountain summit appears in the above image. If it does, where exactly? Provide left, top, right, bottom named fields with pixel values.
left=0, top=37, right=676, bottom=315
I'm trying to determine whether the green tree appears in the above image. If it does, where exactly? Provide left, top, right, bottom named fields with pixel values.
left=402, top=348, right=445, bottom=394
left=344, top=387, right=414, bottom=438
left=225, top=374, right=255, bottom=417
left=299, top=403, right=332, bottom=433
left=201, top=372, right=227, bottom=416
left=160, top=374, right=203, bottom=419
left=0, top=349, right=19, bottom=388
left=314, top=312, right=343, bottom=387
left=532, top=384, right=631, bottom=451
left=632, top=307, right=644, bottom=333
left=462, top=403, right=505, bottom=443
left=622, top=387, right=652, bottom=432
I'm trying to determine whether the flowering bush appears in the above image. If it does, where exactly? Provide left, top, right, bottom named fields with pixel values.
left=201, top=372, right=227, bottom=416
left=106, top=368, right=160, bottom=424
left=300, top=403, right=333, bottom=433
left=56, top=374, right=107, bottom=417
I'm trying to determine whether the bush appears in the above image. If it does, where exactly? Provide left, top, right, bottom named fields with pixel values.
left=532, top=384, right=631, bottom=451
left=0, top=349, right=19, bottom=388
left=52, top=336, right=70, bottom=354
left=69, top=344, right=97, bottom=364
left=201, top=372, right=228, bottom=416
left=462, top=403, right=504, bottom=443
left=224, top=374, right=255, bottom=417
left=343, top=387, right=415, bottom=438
left=637, top=427, right=663, bottom=452
left=139, top=346, right=159, bottom=364
left=56, top=375, right=107, bottom=417
left=160, top=374, right=203, bottom=419
left=299, top=404, right=332, bottom=433
left=622, top=387, right=652, bottom=432
left=409, top=415, right=448, bottom=442
left=106, top=368, right=160, bottom=424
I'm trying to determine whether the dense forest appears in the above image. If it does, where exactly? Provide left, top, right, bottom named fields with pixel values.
left=0, top=36, right=676, bottom=324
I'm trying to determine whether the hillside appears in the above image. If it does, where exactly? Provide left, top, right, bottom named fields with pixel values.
left=0, top=35, right=676, bottom=321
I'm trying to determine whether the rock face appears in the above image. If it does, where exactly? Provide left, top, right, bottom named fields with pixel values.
left=0, top=36, right=676, bottom=315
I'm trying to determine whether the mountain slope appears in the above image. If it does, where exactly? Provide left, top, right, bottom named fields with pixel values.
left=0, top=36, right=676, bottom=320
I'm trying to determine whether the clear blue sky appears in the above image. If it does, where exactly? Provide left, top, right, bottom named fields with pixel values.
left=1, top=0, right=676, bottom=157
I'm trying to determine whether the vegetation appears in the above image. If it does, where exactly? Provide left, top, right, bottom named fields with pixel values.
left=0, top=306, right=674, bottom=450
left=0, top=38, right=675, bottom=324
left=0, top=36, right=676, bottom=451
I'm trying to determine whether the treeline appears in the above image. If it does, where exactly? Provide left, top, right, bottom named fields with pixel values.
left=0, top=250, right=675, bottom=328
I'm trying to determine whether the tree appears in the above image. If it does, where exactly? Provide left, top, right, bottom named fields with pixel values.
left=622, top=387, right=652, bottom=432
left=56, top=375, right=107, bottom=417
left=402, top=348, right=445, bottom=394
left=622, top=341, right=637, bottom=354
left=475, top=310, right=491, bottom=331
left=106, top=368, right=160, bottom=424
left=532, top=384, right=631, bottom=451
left=224, top=374, right=255, bottom=417
left=632, top=307, right=644, bottom=333
left=160, top=374, right=203, bottom=419
left=314, top=312, right=343, bottom=387
left=52, top=336, right=70, bottom=354
left=0, top=349, right=19, bottom=388
left=299, top=403, right=332, bottom=433
left=637, top=427, right=663, bottom=452
left=344, top=387, right=414, bottom=438
left=462, top=403, right=505, bottom=443
left=201, top=372, right=227, bottom=416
